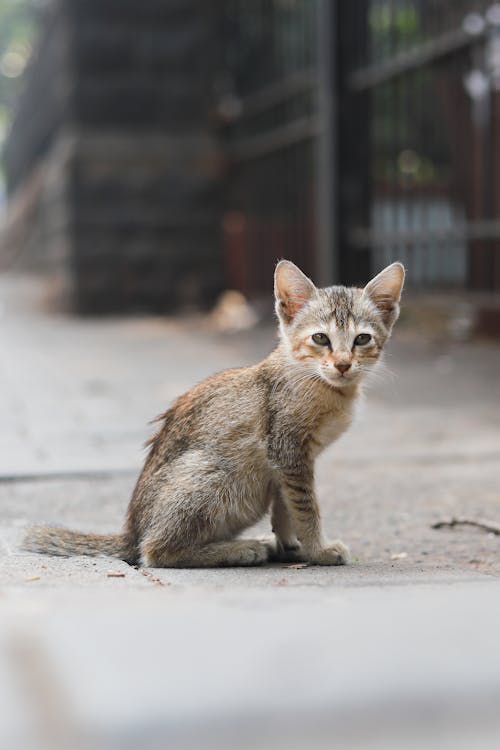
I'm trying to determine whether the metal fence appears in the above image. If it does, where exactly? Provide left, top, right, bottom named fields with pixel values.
left=218, top=0, right=500, bottom=292
left=344, top=0, right=500, bottom=291
left=216, top=0, right=322, bottom=295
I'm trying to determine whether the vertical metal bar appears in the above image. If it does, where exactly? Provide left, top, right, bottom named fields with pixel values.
left=335, top=0, right=371, bottom=285
left=315, top=0, right=336, bottom=285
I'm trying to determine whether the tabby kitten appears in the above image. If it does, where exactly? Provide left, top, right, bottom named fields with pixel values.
left=23, top=260, right=404, bottom=567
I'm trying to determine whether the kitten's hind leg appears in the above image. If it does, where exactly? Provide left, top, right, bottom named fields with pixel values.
left=138, top=456, right=270, bottom=568
left=142, top=539, right=269, bottom=568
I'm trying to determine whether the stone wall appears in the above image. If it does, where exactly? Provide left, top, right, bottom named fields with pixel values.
left=1, top=0, right=223, bottom=313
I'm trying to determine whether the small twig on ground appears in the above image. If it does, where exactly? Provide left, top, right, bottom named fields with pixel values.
left=432, top=516, right=500, bottom=535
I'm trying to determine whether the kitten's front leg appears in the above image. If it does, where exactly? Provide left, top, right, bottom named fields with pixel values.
left=269, top=492, right=301, bottom=561
left=280, top=472, right=350, bottom=566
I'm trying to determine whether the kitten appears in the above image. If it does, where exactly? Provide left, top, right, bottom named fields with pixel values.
left=23, top=260, right=404, bottom=567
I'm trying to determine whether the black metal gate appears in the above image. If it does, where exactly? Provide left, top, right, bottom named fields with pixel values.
left=216, top=0, right=326, bottom=296
left=217, top=0, right=500, bottom=292
left=339, top=0, right=500, bottom=290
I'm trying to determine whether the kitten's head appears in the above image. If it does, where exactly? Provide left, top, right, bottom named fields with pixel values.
left=274, top=260, right=404, bottom=388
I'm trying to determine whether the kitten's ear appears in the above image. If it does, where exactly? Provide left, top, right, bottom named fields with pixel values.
left=274, top=260, right=316, bottom=324
left=363, top=262, right=405, bottom=328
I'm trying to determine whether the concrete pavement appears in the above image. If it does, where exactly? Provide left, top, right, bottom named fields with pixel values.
left=1, top=272, right=500, bottom=749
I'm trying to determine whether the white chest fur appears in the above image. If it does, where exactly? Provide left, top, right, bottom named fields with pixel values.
left=313, top=398, right=357, bottom=456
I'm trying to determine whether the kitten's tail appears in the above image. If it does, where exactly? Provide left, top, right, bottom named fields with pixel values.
left=22, top=525, right=134, bottom=561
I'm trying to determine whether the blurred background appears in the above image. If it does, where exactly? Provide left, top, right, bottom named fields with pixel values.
left=1, top=3, right=500, bottom=750
left=1, top=0, right=500, bottom=315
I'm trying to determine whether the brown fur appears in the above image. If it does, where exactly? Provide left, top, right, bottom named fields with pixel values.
left=22, top=261, right=404, bottom=567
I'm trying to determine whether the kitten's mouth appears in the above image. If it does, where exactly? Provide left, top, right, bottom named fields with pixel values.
left=320, top=371, right=359, bottom=388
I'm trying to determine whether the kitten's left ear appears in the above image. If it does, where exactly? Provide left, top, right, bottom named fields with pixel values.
left=363, top=262, right=405, bottom=329
left=274, top=260, right=317, bottom=325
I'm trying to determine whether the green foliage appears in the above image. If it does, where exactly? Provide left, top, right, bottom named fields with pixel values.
left=369, top=1, right=421, bottom=61
left=0, top=2, right=36, bottom=120
left=0, top=0, right=37, bottom=182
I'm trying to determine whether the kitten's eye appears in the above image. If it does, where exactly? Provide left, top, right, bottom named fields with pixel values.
left=354, top=333, right=372, bottom=346
left=312, top=332, right=330, bottom=346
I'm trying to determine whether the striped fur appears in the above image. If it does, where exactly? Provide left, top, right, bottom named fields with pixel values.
left=23, top=261, right=404, bottom=567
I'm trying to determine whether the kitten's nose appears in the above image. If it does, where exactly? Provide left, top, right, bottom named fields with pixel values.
left=335, top=362, right=351, bottom=374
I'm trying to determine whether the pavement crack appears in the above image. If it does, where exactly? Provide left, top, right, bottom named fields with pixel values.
left=0, top=468, right=139, bottom=484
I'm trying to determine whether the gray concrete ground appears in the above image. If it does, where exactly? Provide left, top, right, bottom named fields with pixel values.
left=1, top=273, right=500, bottom=749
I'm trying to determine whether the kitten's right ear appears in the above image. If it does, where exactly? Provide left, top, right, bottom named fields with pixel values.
left=274, top=260, right=316, bottom=325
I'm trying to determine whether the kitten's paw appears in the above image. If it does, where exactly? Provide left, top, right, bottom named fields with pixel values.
left=234, top=540, right=269, bottom=565
left=309, top=540, right=350, bottom=566
left=260, top=535, right=302, bottom=562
